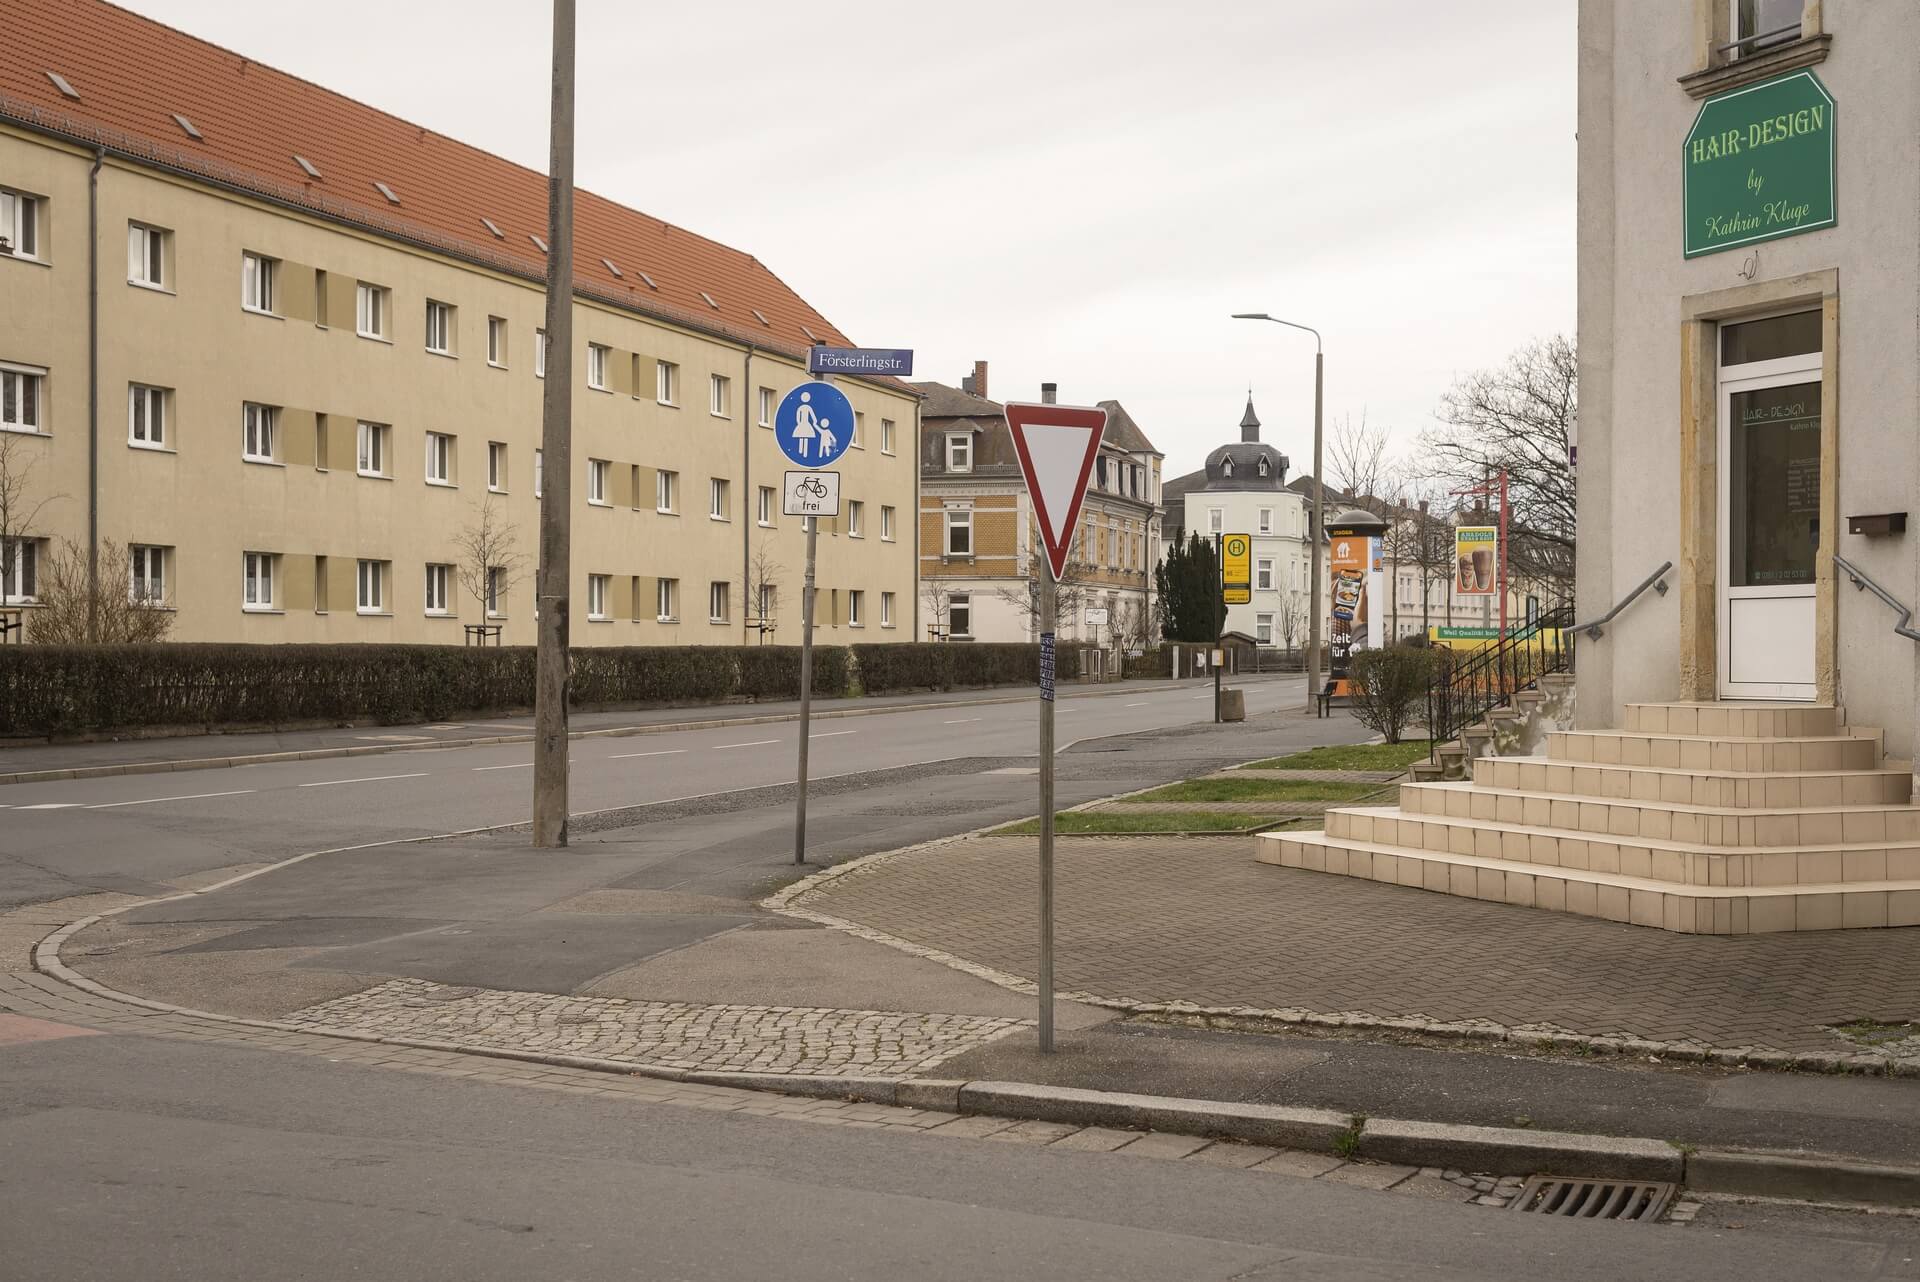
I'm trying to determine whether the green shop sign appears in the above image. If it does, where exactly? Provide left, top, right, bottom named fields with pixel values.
left=1683, top=69, right=1835, bottom=258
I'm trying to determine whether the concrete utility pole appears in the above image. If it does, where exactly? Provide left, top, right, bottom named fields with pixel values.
left=532, top=0, right=576, bottom=849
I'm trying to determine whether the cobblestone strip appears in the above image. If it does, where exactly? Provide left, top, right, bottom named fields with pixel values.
left=282, top=978, right=1029, bottom=1078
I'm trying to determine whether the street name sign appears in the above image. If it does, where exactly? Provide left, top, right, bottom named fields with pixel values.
left=775, top=381, right=856, bottom=469
left=808, top=346, right=914, bottom=378
left=782, top=470, right=841, bottom=517
left=1004, top=401, right=1110, bottom=582
left=1221, top=533, right=1253, bottom=605
left=1683, top=69, right=1835, bottom=258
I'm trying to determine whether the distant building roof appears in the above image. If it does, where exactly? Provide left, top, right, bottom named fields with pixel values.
left=1095, top=400, right=1162, bottom=456
left=911, top=381, right=1002, bottom=419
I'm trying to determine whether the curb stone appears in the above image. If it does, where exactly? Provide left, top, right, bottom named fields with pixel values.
left=1357, top=1118, right=1684, bottom=1182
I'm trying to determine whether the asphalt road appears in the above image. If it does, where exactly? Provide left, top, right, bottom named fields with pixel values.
left=7, top=1029, right=1916, bottom=1282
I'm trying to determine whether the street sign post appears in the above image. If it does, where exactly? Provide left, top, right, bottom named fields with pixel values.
left=808, top=346, right=914, bottom=378
left=1005, top=399, right=1109, bottom=1054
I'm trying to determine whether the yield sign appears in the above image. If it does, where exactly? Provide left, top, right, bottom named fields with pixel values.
left=1005, top=401, right=1109, bottom=582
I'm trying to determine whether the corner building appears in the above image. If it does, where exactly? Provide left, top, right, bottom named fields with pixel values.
left=0, top=0, right=918, bottom=645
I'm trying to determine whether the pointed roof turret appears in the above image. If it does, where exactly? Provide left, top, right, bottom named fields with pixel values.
left=1239, top=391, right=1261, bottom=443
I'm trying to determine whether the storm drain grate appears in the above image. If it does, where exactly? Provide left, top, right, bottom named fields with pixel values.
left=1509, top=1176, right=1676, bottom=1221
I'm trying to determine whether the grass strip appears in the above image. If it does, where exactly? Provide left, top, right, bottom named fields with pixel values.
left=1130, top=778, right=1382, bottom=805
left=992, top=812, right=1307, bottom=836
left=1244, top=740, right=1433, bottom=772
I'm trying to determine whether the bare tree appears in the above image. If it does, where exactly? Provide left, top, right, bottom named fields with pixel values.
left=452, top=494, right=527, bottom=627
left=1115, top=598, right=1156, bottom=652
left=921, top=577, right=954, bottom=641
left=31, top=538, right=173, bottom=644
left=1420, top=335, right=1576, bottom=590
left=741, top=540, right=784, bottom=643
left=1326, top=411, right=1398, bottom=513
left=994, top=555, right=1098, bottom=639
left=1275, top=590, right=1308, bottom=659
left=0, top=432, right=55, bottom=617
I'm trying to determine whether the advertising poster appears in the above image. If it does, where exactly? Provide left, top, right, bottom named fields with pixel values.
left=1454, top=526, right=1498, bottom=597
left=1329, top=532, right=1368, bottom=625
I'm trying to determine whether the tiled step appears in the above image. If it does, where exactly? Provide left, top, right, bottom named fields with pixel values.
left=1255, top=829, right=1920, bottom=934
left=1623, top=702, right=1840, bottom=737
left=1548, top=730, right=1880, bottom=773
left=1401, top=781, right=1920, bottom=847
left=1472, top=756, right=1913, bottom=808
left=1327, top=805, right=1920, bottom=888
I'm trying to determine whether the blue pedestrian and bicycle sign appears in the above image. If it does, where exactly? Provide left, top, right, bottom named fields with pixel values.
left=775, top=381, right=856, bottom=470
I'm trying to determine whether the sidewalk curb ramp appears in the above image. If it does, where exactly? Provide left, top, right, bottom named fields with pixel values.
left=30, top=912, right=1920, bottom=1209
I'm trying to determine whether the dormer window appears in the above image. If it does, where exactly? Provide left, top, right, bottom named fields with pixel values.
left=1257, top=455, right=1270, bottom=477
left=1221, top=456, right=1234, bottom=478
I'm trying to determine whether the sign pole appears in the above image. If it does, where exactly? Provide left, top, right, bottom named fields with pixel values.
left=1037, top=566, right=1056, bottom=1054
left=1497, top=467, right=1509, bottom=637
left=793, top=512, right=818, bottom=864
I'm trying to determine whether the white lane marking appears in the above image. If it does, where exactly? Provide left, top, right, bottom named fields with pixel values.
left=473, top=762, right=533, bottom=772
left=1125, top=702, right=1148, bottom=707
left=712, top=740, right=778, bottom=750
left=609, top=749, right=686, bottom=760
left=17, top=803, right=81, bottom=810
left=298, top=772, right=430, bottom=788
left=86, top=789, right=256, bottom=810
left=809, top=730, right=855, bottom=740
left=944, top=718, right=981, bottom=724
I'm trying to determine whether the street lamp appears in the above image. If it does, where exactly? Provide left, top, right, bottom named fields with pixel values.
left=1232, top=313, right=1324, bottom=712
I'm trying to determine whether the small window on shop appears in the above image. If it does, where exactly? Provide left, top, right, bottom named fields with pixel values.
left=1720, top=309, right=1820, bottom=366
left=1731, top=0, right=1801, bottom=59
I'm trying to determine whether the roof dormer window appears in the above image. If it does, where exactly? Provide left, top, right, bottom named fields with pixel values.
left=1221, top=456, right=1234, bottom=478
left=1257, top=455, right=1270, bottom=477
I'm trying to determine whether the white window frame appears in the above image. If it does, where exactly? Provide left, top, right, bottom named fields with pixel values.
left=708, top=580, right=729, bottom=624
left=881, top=505, right=895, bottom=542
left=757, top=485, right=775, bottom=527
left=587, top=343, right=609, bottom=391
left=946, top=433, right=972, bottom=473
left=425, top=300, right=453, bottom=356
left=1, top=189, right=42, bottom=261
left=709, top=477, right=729, bottom=521
left=356, top=421, right=388, bottom=477
left=535, top=328, right=547, bottom=378
left=425, top=431, right=453, bottom=485
left=1207, top=508, right=1224, bottom=536
left=852, top=412, right=865, bottom=449
left=425, top=563, right=453, bottom=615
left=487, top=442, right=507, bottom=492
left=356, top=559, right=387, bottom=614
left=1256, top=613, right=1274, bottom=645
left=657, top=577, right=678, bottom=622
left=758, top=583, right=775, bottom=623
left=881, top=418, right=896, bottom=454
left=657, top=360, right=679, bottom=405
left=1258, top=507, right=1273, bottom=535
left=587, top=573, right=610, bottom=621
left=881, top=591, right=895, bottom=628
left=128, top=383, right=167, bottom=448
left=848, top=588, right=864, bottom=628
left=656, top=469, right=678, bottom=513
left=710, top=373, right=731, bottom=418
left=945, top=509, right=973, bottom=557
left=1256, top=558, right=1274, bottom=591
left=757, top=386, right=774, bottom=427
left=242, top=551, right=276, bottom=611
left=130, top=544, right=166, bottom=606
left=847, top=499, right=863, bottom=538
left=486, top=565, right=507, bottom=618
left=242, top=403, right=278, bottom=463
left=0, top=363, right=46, bottom=435
left=242, top=252, right=278, bottom=314
left=588, top=458, right=610, bottom=506
left=127, top=223, right=167, bottom=289
left=949, top=592, right=973, bottom=638
left=534, top=448, right=544, bottom=498
left=355, top=282, right=388, bottom=340
left=0, top=536, right=38, bottom=604
left=487, top=316, right=507, bottom=367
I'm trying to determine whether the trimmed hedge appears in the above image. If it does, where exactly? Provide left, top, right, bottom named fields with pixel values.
left=0, top=641, right=1050, bottom=738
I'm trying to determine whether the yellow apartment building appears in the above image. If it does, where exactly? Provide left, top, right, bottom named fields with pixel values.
left=0, top=0, right=919, bottom=646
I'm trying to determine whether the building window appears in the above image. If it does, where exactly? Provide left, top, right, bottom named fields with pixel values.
left=129, top=544, right=166, bottom=605
left=425, top=300, right=454, bottom=355
left=757, top=386, right=774, bottom=427
left=852, top=412, right=865, bottom=449
left=1207, top=508, right=1223, bottom=536
left=1256, top=613, right=1273, bottom=645
left=128, top=384, right=167, bottom=448
left=1257, top=455, right=1270, bottom=477
left=355, top=559, right=387, bottom=613
left=881, top=591, right=894, bottom=628
left=847, top=499, right=863, bottom=538
left=657, top=360, right=679, bottom=405
left=1256, top=558, right=1274, bottom=591
left=127, top=223, right=167, bottom=288
left=356, top=421, right=388, bottom=476
left=534, top=448, right=543, bottom=498
left=425, top=431, right=453, bottom=485
left=1, top=189, right=42, bottom=260
left=0, top=536, right=39, bottom=603
left=1258, top=507, right=1273, bottom=535
left=657, top=577, right=678, bottom=622
left=848, top=589, right=864, bottom=628
left=881, top=505, right=895, bottom=541
left=757, top=583, right=776, bottom=623
left=242, top=403, right=278, bottom=462
left=587, top=343, right=609, bottom=390
left=757, top=485, right=774, bottom=527
left=242, top=252, right=277, bottom=313
left=1733, top=0, right=1802, bottom=57
left=946, top=434, right=972, bottom=473
left=487, top=316, right=507, bottom=367
left=486, top=565, right=507, bottom=617
left=1, top=363, right=45, bottom=434
left=535, top=327, right=547, bottom=378
left=704, top=476, right=728, bottom=521
left=242, top=551, right=276, bottom=610
left=708, top=581, right=729, bottom=623
left=1220, top=457, right=1234, bottom=479
left=656, top=469, right=678, bottom=513
left=945, top=510, right=973, bottom=557
left=355, top=282, right=388, bottom=339
left=487, top=442, right=507, bottom=492
left=949, top=592, right=972, bottom=638
left=587, top=573, right=610, bottom=621
left=710, top=373, right=731, bottom=418
left=881, top=418, right=896, bottom=454
left=588, top=458, right=610, bottom=505
left=425, top=563, right=452, bottom=615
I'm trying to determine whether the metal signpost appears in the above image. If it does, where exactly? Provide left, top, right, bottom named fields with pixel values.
left=776, top=377, right=856, bottom=866
left=1004, top=399, right=1109, bottom=1054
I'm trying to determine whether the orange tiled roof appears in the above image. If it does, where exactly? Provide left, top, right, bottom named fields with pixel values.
left=0, top=0, right=853, bottom=359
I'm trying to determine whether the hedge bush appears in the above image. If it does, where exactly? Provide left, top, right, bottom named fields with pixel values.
left=852, top=642, right=1078, bottom=695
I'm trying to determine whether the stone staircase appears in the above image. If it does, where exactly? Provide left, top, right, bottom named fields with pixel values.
left=1257, top=702, right=1920, bottom=934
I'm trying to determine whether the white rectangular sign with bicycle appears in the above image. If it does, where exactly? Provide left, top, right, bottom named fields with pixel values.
left=782, top=470, right=841, bottom=517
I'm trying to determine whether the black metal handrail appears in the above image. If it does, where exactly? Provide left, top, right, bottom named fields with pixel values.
left=1834, top=554, right=1920, bottom=643
left=1426, top=606, right=1576, bottom=761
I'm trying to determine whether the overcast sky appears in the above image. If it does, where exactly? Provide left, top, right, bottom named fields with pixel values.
left=130, top=0, right=1575, bottom=481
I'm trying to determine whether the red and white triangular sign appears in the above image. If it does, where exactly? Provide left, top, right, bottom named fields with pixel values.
left=1005, top=401, right=1110, bottom=582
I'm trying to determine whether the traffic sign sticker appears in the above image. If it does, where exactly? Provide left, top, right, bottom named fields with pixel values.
left=783, top=470, right=841, bottom=517
left=1004, top=401, right=1109, bottom=582
left=775, top=381, right=855, bottom=470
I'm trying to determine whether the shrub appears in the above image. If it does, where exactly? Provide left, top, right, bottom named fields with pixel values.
left=851, top=642, right=1073, bottom=695
left=1346, top=645, right=1441, bottom=744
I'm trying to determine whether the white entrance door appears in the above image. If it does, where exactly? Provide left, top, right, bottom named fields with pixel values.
left=1717, top=349, right=1821, bottom=700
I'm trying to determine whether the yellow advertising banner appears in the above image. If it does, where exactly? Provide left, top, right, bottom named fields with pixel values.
left=1221, top=533, right=1252, bottom=605
left=1455, top=526, right=1497, bottom=597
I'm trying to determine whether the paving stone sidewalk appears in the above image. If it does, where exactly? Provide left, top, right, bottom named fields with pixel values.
left=794, top=835, right=1920, bottom=1056
left=283, top=977, right=1029, bottom=1077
